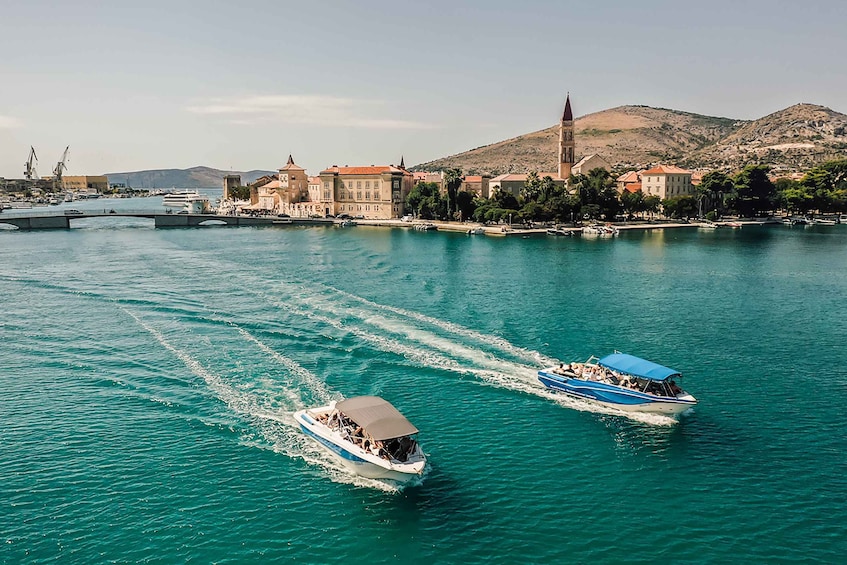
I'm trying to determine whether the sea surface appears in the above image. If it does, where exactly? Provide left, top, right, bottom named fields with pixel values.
left=2, top=196, right=846, bottom=563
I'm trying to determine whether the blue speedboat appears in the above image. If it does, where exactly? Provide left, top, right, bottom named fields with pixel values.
left=538, top=353, right=697, bottom=414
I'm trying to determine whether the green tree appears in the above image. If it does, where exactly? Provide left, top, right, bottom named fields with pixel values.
left=697, top=171, right=733, bottom=217
left=643, top=195, right=661, bottom=218
left=443, top=168, right=463, bottom=220
left=454, top=190, right=478, bottom=222
left=619, top=190, right=644, bottom=220
left=405, top=182, right=444, bottom=219
left=661, top=195, right=698, bottom=219
left=228, top=185, right=251, bottom=200
left=729, top=165, right=776, bottom=217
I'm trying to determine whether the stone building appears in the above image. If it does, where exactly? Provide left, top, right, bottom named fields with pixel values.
left=640, top=165, right=694, bottom=199
left=319, top=164, right=413, bottom=219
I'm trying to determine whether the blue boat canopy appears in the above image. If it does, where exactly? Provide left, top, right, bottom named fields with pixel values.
left=598, top=353, right=681, bottom=381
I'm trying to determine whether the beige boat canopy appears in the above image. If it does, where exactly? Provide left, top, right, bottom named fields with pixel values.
left=336, top=396, right=419, bottom=441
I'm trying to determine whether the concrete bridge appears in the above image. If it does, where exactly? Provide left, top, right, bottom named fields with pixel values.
left=0, top=210, right=333, bottom=230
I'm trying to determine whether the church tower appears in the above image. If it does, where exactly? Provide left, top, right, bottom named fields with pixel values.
left=558, top=94, right=575, bottom=180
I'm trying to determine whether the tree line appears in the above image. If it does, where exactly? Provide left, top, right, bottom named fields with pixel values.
left=404, top=160, right=847, bottom=223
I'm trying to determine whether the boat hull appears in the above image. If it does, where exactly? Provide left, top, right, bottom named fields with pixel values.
left=538, top=370, right=696, bottom=415
left=293, top=410, right=425, bottom=482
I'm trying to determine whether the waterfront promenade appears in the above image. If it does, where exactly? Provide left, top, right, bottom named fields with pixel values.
left=0, top=208, right=781, bottom=233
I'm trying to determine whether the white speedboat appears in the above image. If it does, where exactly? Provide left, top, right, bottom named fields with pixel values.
left=538, top=352, right=697, bottom=415
left=294, top=396, right=426, bottom=482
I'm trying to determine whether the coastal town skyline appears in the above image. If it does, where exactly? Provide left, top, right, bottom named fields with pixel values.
left=1, top=0, right=846, bottom=178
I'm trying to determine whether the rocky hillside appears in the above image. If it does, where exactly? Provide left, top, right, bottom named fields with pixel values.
left=104, top=166, right=275, bottom=189
left=413, top=103, right=847, bottom=175
left=683, top=104, right=847, bottom=172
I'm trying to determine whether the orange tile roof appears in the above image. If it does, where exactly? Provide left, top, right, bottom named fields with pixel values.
left=321, top=165, right=410, bottom=176
left=617, top=171, right=640, bottom=182
left=463, top=176, right=483, bottom=182
left=642, top=165, right=691, bottom=175
left=624, top=182, right=642, bottom=193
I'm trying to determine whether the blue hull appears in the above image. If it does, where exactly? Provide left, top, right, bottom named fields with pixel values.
left=538, top=370, right=696, bottom=414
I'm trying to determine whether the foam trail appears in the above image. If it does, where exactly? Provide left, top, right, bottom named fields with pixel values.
left=122, top=306, right=407, bottom=490
left=329, top=285, right=560, bottom=366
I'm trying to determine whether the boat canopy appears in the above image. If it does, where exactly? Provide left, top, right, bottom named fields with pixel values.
left=598, top=353, right=681, bottom=381
left=336, top=396, right=419, bottom=441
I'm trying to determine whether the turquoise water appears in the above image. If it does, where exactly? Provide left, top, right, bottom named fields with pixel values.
left=2, top=200, right=846, bottom=563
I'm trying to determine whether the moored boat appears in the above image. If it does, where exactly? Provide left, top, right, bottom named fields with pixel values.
left=293, top=396, right=426, bottom=482
left=538, top=352, right=697, bottom=415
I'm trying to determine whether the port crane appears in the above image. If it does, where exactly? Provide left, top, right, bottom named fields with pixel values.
left=24, top=146, right=38, bottom=180
left=52, top=146, right=69, bottom=190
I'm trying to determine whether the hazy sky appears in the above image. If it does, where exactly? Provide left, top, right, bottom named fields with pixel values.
left=1, top=0, right=845, bottom=178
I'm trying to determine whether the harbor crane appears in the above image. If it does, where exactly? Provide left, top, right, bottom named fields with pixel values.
left=52, top=146, right=69, bottom=190
left=24, top=146, right=38, bottom=180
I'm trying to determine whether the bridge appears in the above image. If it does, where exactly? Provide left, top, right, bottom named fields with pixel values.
left=0, top=210, right=332, bottom=230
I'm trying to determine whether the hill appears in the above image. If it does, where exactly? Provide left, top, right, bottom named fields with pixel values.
left=104, top=166, right=275, bottom=189
left=413, top=103, right=847, bottom=175
left=683, top=103, right=847, bottom=172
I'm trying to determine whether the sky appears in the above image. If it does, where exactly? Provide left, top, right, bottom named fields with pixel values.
left=1, top=0, right=846, bottom=178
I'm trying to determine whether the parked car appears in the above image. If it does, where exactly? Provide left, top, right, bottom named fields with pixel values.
left=64, top=209, right=83, bottom=215
left=277, top=213, right=291, bottom=218
left=337, top=214, right=352, bottom=220
left=177, top=210, right=189, bottom=214
left=401, top=215, right=413, bottom=222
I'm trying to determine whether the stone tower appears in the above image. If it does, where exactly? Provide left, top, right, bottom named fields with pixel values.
left=558, top=94, right=575, bottom=180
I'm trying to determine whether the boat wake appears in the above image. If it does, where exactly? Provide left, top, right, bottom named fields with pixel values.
left=120, top=306, right=409, bottom=492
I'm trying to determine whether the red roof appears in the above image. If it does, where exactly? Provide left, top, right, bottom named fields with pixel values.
left=321, top=165, right=409, bottom=176
left=624, top=183, right=642, bottom=193
left=463, top=176, right=483, bottom=183
left=642, top=165, right=691, bottom=175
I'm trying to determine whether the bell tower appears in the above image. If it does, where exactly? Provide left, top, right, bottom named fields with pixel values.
left=558, top=94, right=575, bottom=179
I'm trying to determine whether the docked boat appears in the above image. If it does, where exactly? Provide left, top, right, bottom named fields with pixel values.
left=162, top=190, right=210, bottom=212
left=467, top=227, right=485, bottom=235
left=582, top=224, right=619, bottom=236
left=546, top=227, right=573, bottom=236
left=538, top=352, right=697, bottom=415
left=414, top=222, right=438, bottom=231
left=293, top=396, right=426, bottom=482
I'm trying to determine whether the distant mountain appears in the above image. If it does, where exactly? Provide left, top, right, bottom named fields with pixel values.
left=104, top=166, right=275, bottom=189
left=413, top=103, right=847, bottom=175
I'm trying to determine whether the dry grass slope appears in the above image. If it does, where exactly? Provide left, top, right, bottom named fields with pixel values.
left=413, top=103, right=847, bottom=175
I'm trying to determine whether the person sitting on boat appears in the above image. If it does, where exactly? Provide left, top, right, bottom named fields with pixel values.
left=668, top=380, right=683, bottom=396
left=554, top=363, right=566, bottom=375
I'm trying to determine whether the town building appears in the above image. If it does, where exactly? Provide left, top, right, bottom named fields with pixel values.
left=572, top=154, right=611, bottom=175
left=460, top=175, right=491, bottom=198
left=61, top=175, right=109, bottom=193
left=616, top=170, right=643, bottom=193
left=640, top=165, right=694, bottom=199
left=223, top=174, right=241, bottom=200
left=319, top=164, right=413, bottom=219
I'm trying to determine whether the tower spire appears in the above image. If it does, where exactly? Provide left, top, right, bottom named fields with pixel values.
left=399, top=155, right=406, bottom=169
left=562, top=93, right=573, bottom=121
left=287, top=154, right=294, bottom=165
left=558, top=93, right=575, bottom=180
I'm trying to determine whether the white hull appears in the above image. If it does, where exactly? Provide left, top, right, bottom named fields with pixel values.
left=294, top=408, right=425, bottom=482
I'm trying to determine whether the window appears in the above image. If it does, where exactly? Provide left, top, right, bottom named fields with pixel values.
left=393, top=180, right=400, bottom=189
left=365, top=181, right=370, bottom=189
left=357, top=191, right=362, bottom=200
left=365, top=191, right=370, bottom=200
left=374, top=191, right=380, bottom=200
left=324, top=182, right=329, bottom=190
left=357, top=181, right=361, bottom=189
